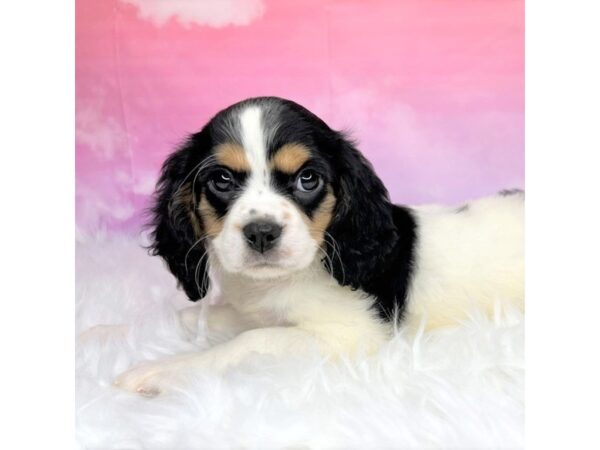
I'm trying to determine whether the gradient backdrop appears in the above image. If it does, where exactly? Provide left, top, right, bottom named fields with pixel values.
left=76, top=0, right=524, bottom=232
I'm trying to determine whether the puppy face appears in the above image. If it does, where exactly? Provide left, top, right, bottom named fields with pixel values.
left=152, top=97, right=399, bottom=309
left=188, top=102, right=336, bottom=279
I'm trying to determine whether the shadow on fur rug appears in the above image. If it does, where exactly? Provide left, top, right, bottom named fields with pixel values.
left=76, top=234, right=523, bottom=449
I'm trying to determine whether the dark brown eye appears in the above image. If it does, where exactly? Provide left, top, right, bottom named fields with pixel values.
left=295, top=169, right=321, bottom=192
left=210, top=169, right=234, bottom=193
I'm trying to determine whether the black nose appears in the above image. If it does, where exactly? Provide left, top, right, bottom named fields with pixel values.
left=243, top=220, right=282, bottom=253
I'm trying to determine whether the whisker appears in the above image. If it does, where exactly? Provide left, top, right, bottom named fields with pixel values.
left=200, top=252, right=213, bottom=296
left=316, top=245, right=337, bottom=284
left=323, top=231, right=346, bottom=285
left=191, top=156, right=218, bottom=198
left=184, top=235, right=211, bottom=273
left=173, top=155, right=217, bottom=199
left=325, top=233, right=343, bottom=273
left=193, top=241, right=216, bottom=299
left=168, top=156, right=218, bottom=220
left=194, top=250, right=210, bottom=296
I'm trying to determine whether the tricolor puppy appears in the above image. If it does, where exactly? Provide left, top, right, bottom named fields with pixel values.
left=115, top=97, right=524, bottom=396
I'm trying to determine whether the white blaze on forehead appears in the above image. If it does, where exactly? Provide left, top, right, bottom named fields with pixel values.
left=238, top=105, right=268, bottom=187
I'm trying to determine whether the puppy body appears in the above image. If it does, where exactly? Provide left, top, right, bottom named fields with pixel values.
left=187, top=193, right=523, bottom=345
left=114, top=97, right=524, bottom=395
left=406, top=192, right=524, bottom=330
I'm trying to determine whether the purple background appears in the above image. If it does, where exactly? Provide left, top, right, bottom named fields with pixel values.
left=76, top=0, right=524, bottom=232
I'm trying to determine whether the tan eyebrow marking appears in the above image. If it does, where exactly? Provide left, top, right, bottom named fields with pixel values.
left=215, top=143, right=250, bottom=172
left=270, top=144, right=311, bottom=174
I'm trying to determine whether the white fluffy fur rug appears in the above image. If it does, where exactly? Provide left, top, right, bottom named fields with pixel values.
left=76, top=234, right=524, bottom=449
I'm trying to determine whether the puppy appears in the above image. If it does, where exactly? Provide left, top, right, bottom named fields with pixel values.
left=115, top=97, right=523, bottom=396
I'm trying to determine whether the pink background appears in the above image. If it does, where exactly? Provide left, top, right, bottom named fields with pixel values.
left=76, top=0, right=524, bottom=232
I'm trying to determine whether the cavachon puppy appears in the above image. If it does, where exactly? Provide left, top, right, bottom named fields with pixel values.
left=114, top=97, right=524, bottom=396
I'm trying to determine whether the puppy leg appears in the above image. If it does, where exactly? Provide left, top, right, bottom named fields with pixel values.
left=114, top=326, right=320, bottom=396
left=78, top=324, right=129, bottom=344
left=179, top=303, right=255, bottom=345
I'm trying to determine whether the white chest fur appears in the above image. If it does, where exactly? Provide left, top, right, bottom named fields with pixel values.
left=200, top=260, right=391, bottom=355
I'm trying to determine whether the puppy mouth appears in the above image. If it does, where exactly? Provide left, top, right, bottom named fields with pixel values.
left=246, top=256, right=282, bottom=268
left=239, top=252, right=296, bottom=278
left=249, top=261, right=277, bottom=267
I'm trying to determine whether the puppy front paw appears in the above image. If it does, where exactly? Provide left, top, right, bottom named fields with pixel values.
left=113, top=360, right=175, bottom=397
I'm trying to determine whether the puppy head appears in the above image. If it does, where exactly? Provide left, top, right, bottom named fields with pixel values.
left=150, top=97, right=397, bottom=300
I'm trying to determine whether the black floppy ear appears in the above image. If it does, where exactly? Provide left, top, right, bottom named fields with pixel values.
left=149, top=134, right=210, bottom=301
left=324, top=134, right=400, bottom=294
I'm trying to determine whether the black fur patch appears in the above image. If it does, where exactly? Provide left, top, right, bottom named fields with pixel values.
left=498, top=188, right=524, bottom=197
left=317, top=132, right=417, bottom=321
left=148, top=131, right=214, bottom=300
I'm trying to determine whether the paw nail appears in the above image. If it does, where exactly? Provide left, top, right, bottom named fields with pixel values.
left=137, top=386, right=159, bottom=397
